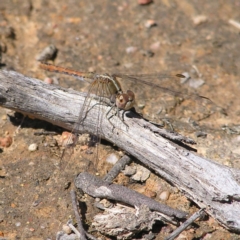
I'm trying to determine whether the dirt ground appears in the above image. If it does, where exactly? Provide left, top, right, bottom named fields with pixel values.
left=0, top=0, right=240, bottom=239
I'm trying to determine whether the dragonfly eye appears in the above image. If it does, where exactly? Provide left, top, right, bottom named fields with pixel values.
left=115, top=91, right=135, bottom=110
left=126, top=90, right=135, bottom=102
left=125, top=90, right=135, bottom=110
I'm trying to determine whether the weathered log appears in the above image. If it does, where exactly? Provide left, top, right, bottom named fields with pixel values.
left=0, top=70, right=240, bottom=232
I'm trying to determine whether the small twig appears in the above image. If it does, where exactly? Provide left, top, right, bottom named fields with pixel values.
left=14, top=114, right=26, bottom=134
left=127, top=109, right=196, bottom=145
left=75, top=172, right=188, bottom=220
left=67, top=222, right=81, bottom=238
left=103, top=155, right=132, bottom=183
left=228, top=19, right=240, bottom=30
left=139, top=118, right=196, bottom=145
left=70, top=190, right=87, bottom=240
left=165, top=208, right=206, bottom=240
left=85, top=232, right=98, bottom=240
left=192, top=65, right=202, bottom=78
left=34, top=131, right=58, bottom=136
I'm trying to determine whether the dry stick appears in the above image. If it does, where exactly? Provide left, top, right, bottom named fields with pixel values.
left=67, top=222, right=81, bottom=238
left=84, top=232, right=98, bottom=240
left=165, top=208, right=206, bottom=240
left=75, top=172, right=187, bottom=220
left=103, top=155, right=132, bottom=183
left=70, top=190, right=87, bottom=240
left=69, top=195, right=98, bottom=240
left=1, top=70, right=240, bottom=232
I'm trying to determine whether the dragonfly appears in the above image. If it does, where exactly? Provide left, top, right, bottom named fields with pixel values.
left=40, top=63, right=136, bottom=126
left=39, top=62, right=215, bottom=169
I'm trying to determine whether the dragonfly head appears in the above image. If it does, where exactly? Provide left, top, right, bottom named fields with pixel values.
left=115, top=90, right=135, bottom=110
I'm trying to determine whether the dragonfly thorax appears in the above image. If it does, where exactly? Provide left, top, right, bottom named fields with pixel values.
left=95, top=74, right=122, bottom=96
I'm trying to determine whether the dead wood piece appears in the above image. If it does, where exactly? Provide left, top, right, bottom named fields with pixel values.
left=75, top=172, right=188, bottom=220
left=103, top=155, right=132, bottom=183
left=139, top=119, right=197, bottom=145
left=70, top=190, right=87, bottom=240
left=1, top=70, right=240, bottom=232
left=92, top=204, right=160, bottom=239
left=165, top=208, right=206, bottom=240
left=56, top=231, right=80, bottom=240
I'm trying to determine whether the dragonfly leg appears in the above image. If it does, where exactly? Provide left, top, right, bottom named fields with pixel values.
left=106, top=104, right=117, bottom=131
left=106, top=104, right=129, bottom=131
left=119, top=109, right=129, bottom=130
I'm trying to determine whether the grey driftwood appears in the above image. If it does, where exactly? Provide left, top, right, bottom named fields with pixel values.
left=0, top=70, right=240, bottom=232
left=75, top=172, right=187, bottom=220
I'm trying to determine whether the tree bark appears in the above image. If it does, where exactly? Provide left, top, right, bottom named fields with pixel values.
left=0, top=70, right=240, bottom=232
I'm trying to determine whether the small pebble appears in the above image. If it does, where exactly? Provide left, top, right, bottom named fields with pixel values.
left=0, top=136, right=12, bottom=148
left=11, top=203, right=16, bottom=208
left=195, top=131, right=207, bottom=138
left=137, top=101, right=145, bottom=109
left=88, top=66, right=95, bottom=72
left=140, top=49, right=154, bottom=57
left=106, top=153, right=119, bottom=164
left=15, top=222, right=21, bottom=227
left=159, top=190, right=170, bottom=201
left=150, top=41, right=160, bottom=50
left=117, top=3, right=128, bottom=12
left=28, top=143, right=38, bottom=152
left=229, top=19, right=240, bottom=30
left=61, top=131, right=76, bottom=147
left=97, top=55, right=103, bottom=60
left=126, top=46, right=137, bottom=54
left=144, top=189, right=157, bottom=198
left=62, top=224, right=72, bottom=234
left=179, top=72, right=191, bottom=84
left=138, top=0, right=153, bottom=5
left=144, top=19, right=157, bottom=28
left=192, top=15, right=208, bottom=25
left=235, top=136, right=240, bottom=142
left=122, top=165, right=137, bottom=176
left=188, top=78, right=205, bottom=89
left=32, top=199, right=41, bottom=207
left=124, top=62, right=133, bottom=69
left=180, top=72, right=205, bottom=89
left=1, top=115, right=7, bottom=120
left=223, top=160, right=232, bottom=167
left=44, top=77, right=53, bottom=84
left=36, top=44, right=57, bottom=61
left=131, top=165, right=150, bottom=182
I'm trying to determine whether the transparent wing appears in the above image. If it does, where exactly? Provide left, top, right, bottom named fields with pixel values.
left=113, top=72, right=223, bottom=130
left=114, top=73, right=208, bottom=101
left=62, top=76, right=118, bottom=172
left=40, top=63, right=117, bottom=171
